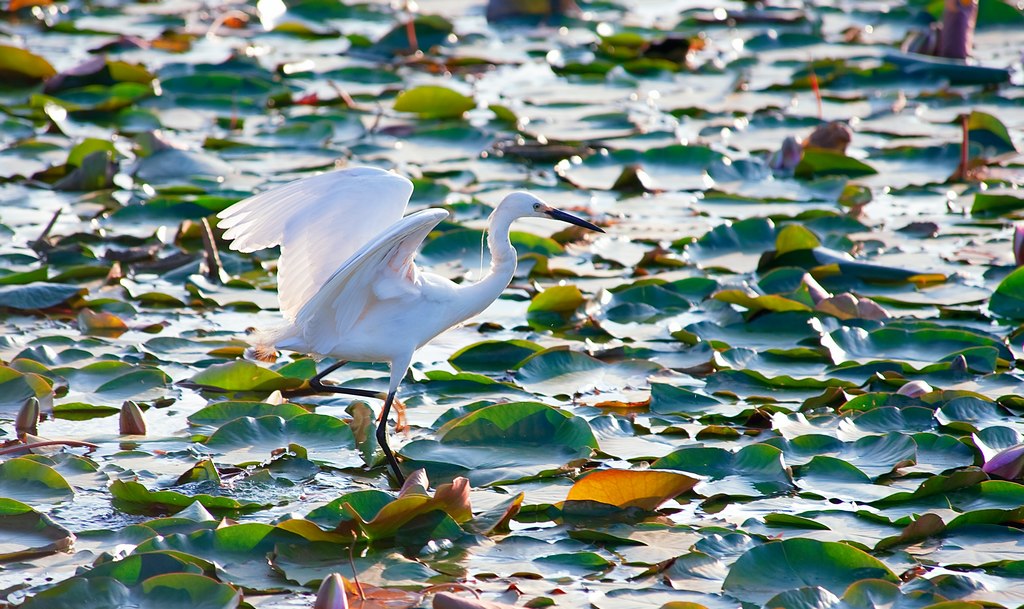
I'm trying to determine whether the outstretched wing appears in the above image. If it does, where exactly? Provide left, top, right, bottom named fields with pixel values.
left=217, top=167, right=414, bottom=320
left=294, top=208, right=449, bottom=356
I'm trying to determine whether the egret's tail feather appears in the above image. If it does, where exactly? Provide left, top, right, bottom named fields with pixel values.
left=244, top=325, right=299, bottom=363
left=246, top=344, right=278, bottom=363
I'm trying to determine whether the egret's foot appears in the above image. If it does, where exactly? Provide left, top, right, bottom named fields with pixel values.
left=377, top=390, right=405, bottom=485
left=376, top=396, right=407, bottom=433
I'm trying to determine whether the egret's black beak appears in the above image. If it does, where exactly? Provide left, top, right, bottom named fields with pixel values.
left=546, top=208, right=605, bottom=233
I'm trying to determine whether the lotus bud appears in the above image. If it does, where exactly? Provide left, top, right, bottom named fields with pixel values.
left=982, top=444, right=1024, bottom=480
left=314, top=573, right=349, bottom=609
left=854, top=297, right=890, bottom=321
left=399, top=468, right=430, bottom=497
left=266, top=390, right=285, bottom=405
left=897, top=380, right=932, bottom=398
left=938, top=0, right=978, bottom=60
left=949, top=354, right=969, bottom=374
left=805, top=121, right=853, bottom=153
left=16, top=397, right=40, bottom=435
left=1013, top=223, right=1024, bottom=267
left=769, top=136, right=803, bottom=172
left=801, top=273, right=831, bottom=305
left=119, top=400, right=147, bottom=435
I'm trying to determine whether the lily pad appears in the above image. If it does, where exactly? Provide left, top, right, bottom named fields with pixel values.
left=722, top=538, right=899, bottom=604
left=401, top=402, right=597, bottom=485
left=0, top=498, right=75, bottom=560
left=515, top=348, right=661, bottom=396
left=186, top=360, right=305, bottom=392
left=203, top=414, right=357, bottom=467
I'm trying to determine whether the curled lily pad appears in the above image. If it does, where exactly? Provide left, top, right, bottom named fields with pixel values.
left=109, top=480, right=270, bottom=516
left=0, top=457, right=75, bottom=503
left=0, top=498, right=75, bottom=560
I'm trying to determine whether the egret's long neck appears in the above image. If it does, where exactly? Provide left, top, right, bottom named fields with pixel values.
left=452, top=209, right=518, bottom=321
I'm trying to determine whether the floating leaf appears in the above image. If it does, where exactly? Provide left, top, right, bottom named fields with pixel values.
left=654, top=444, right=793, bottom=497
left=19, top=573, right=240, bottom=609
left=449, top=339, right=544, bottom=373
left=203, top=414, right=357, bottom=466
left=795, top=149, right=877, bottom=178
left=109, top=480, right=270, bottom=515
left=722, top=538, right=899, bottom=604
left=0, top=282, right=85, bottom=310
left=0, top=44, right=56, bottom=83
left=562, top=469, right=698, bottom=516
left=401, top=402, right=596, bottom=485
left=0, top=498, right=74, bottom=560
left=394, top=86, right=475, bottom=119
left=0, top=458, right=75, bottom=503
left=186, top=360, right=305, bottom=392
left=515, top=348, right=661, bottom=396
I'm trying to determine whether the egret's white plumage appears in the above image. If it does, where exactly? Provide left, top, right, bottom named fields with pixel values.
left=218, top=167, right=414, bottom=320
left=217, top=166, right=603, bottom=483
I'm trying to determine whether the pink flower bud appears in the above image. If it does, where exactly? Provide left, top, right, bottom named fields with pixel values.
left=314, top=574, right=348, bottom=609
left=896, top=380, right=932, bottom=398
left=770, top=136, right=803, bottom=172
left=16, top=397, right=39, bottom=435
left=119, top=401, right=147, bottom=436
left=982, top=444, right=1024, bottom=480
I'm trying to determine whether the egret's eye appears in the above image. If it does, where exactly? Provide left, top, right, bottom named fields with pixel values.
left=533, top=202, right=541, bottom=210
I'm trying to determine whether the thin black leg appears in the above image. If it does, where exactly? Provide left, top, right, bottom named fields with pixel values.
left=311, top=361, right=404, bottom=484
left=376, top=390, right=404, bottom=484
left=310, top=360, right=381, bottom=399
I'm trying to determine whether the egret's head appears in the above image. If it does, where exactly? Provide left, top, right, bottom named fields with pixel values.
left=498, top=192, right=604, bottom=232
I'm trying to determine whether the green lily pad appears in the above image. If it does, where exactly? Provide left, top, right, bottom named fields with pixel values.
left=0, top=498, right=75, bottom=560
left=109, top=480, right=270, bottom=516
left=515, top=348, right=662, bottom=396
left=795, top=149, right=877, bottom=179
left=0, top=45, right=56, bottom=83
left=0, top=458, right=75, bottom=503
left=393, top=85, right=475, bottom=119
left=449, top=339, right=544, bottom=373
left=401, top=402, right=597, bottom=485
left=186, top=360, right=305, bottom=392
left=990, top=266, right=1024, bottom=319
left=654, top=444, right=793, bottom=497
left=559, top=145, right=725, bottom=191
left=271, top=541, right=440, bottom=587
left=133, top=523, right=308, bottom=592
left=722, top=538, right=899, bottom=604
left=203, top=414, right=357, bottom=467
left=187, top=400, right=310, bottom=435
left=0, top=282, right=85, bottom=310
left=20, top=573, right=240, bottom=609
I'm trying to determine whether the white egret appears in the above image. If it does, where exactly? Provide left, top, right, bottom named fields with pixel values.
left=217, top=167, right=603, bottom=484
